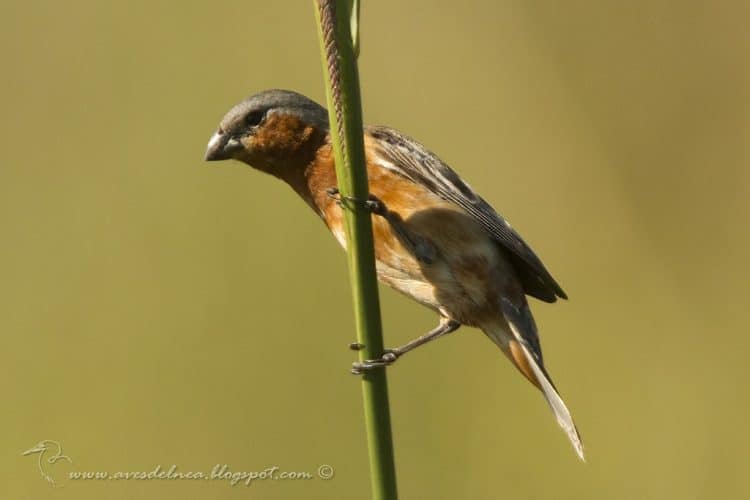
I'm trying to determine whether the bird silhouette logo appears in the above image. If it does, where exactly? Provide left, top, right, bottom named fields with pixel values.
left=22, top=439, right=72, bottom=486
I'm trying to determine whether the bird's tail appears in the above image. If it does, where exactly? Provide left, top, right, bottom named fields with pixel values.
left=485, top=304, right=585, bottom=461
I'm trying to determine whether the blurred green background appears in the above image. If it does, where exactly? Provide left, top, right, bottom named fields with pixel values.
left=2, top=1, right=748, bottom=499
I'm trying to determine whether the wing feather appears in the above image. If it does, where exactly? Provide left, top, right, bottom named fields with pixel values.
left=367, top=126, right=567, bottom=302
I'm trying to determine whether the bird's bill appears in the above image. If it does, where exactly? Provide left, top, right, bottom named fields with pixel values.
left=204, top=131, right=242, bottom=161
left=22, top=445, right=45, bottom=455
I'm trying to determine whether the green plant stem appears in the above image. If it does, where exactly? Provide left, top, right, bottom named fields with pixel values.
left=313, top=1, right=398, bottom=499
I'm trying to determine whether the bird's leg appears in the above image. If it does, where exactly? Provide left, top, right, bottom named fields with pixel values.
left=327, top=188, right=436, bottom=264
left=351, top=318, right=461, bottom=374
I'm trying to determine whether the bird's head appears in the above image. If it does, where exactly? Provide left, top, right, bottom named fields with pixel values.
left=205, top=89, right=329, bottom=177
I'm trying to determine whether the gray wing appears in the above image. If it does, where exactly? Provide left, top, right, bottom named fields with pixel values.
left=367, top=125, right=567, bottom=303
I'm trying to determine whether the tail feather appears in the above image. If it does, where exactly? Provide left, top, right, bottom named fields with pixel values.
left=488, top=297, right=585, bottom=460
left=513, top=337, right=585, bottom=461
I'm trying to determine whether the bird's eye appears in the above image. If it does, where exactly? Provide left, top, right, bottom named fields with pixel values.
left=244, top=110, right=266, bottom=128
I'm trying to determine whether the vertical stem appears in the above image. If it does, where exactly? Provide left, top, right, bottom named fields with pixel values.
left=313, top=1, right=398, bottom=499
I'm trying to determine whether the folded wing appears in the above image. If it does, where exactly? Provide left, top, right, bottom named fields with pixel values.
left=367, top=126, right=567, bottom=302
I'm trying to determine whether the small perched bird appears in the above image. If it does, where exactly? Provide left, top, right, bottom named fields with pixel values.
left=205, top=89, right=583, bottom=459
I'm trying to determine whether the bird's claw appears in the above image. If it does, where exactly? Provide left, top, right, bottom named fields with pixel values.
left=363, top=197, right=386, bottom=216
left=326, top=187, right=386, bottom=216
left=351, top=350, right=399, bottom=375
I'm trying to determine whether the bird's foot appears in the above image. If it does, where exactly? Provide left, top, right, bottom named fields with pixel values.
left=326, top=187, right=387, bottom=215
left=351, top=350, right=400, bottom=375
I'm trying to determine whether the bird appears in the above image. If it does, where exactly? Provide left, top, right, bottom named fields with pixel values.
left=22, top=440, right=72, bottom=486
left=205, top=89, right=584, bottom=459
